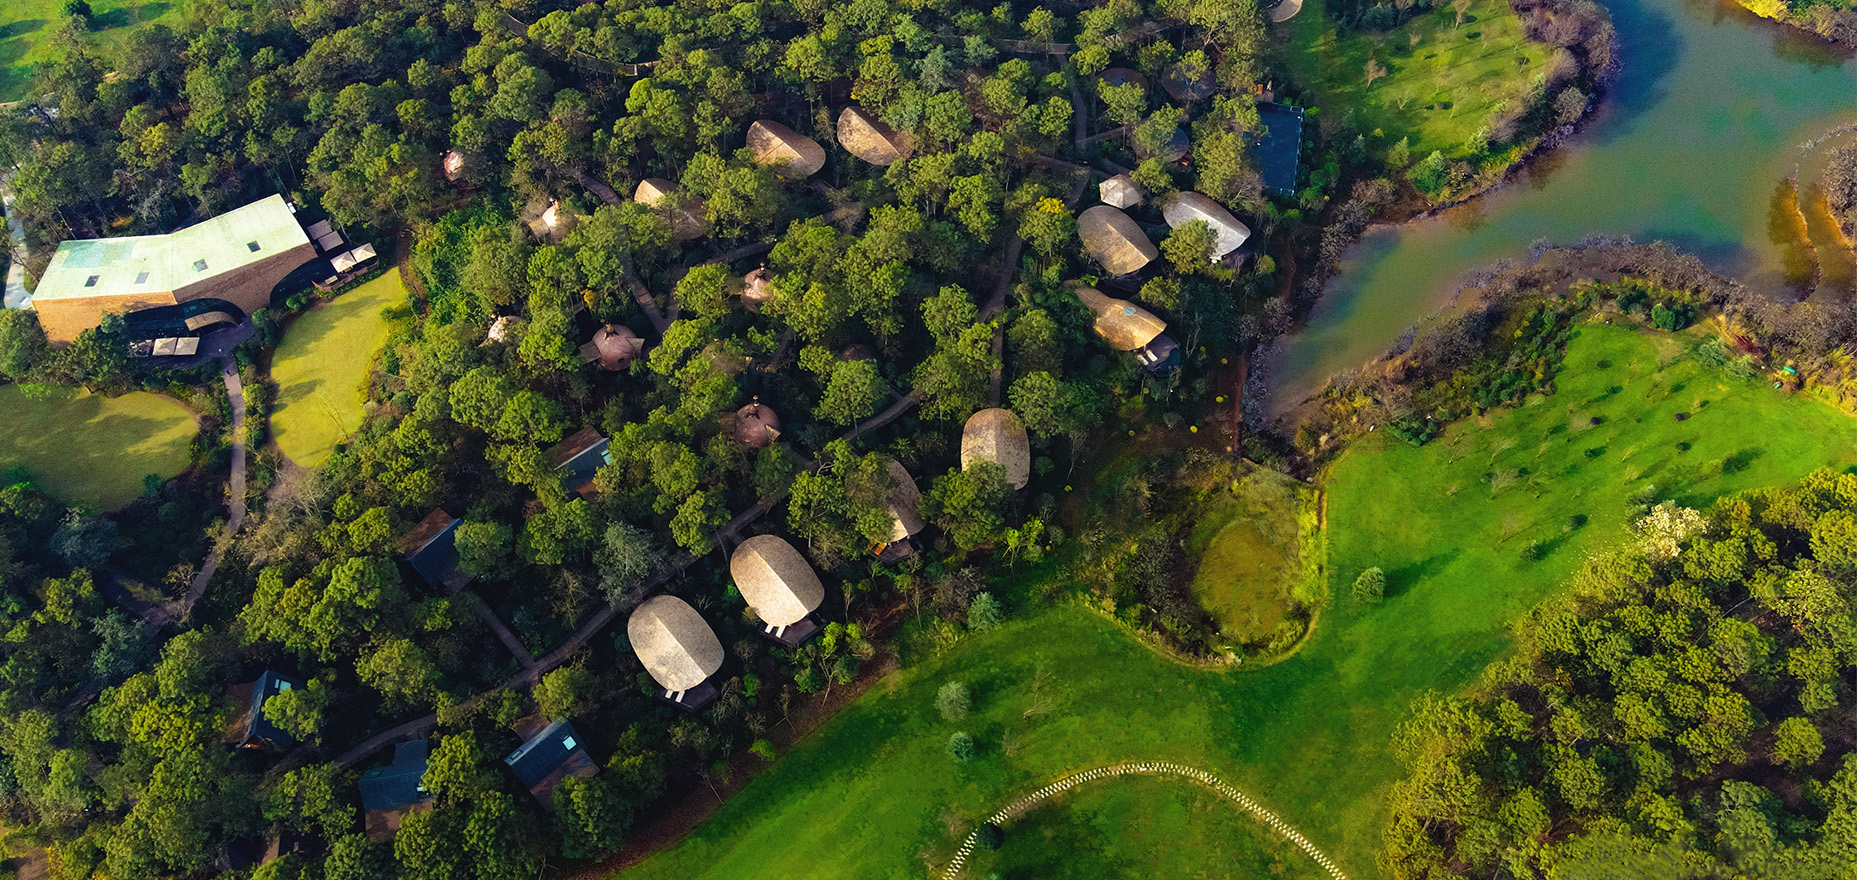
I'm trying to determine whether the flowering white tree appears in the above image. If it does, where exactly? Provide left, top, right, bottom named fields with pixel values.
left=1634, top=501, right=1705, bottom=561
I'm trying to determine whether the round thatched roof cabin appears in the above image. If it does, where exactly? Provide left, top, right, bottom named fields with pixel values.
left=1073, top=285, right=1166, bottom=352
left=1162, top=192, right=1251, bottom=259
left=741, top=266, right=774, bottom=309
left=961, top=408, right=1031, bottom=490
left=590, top=324, right=643, bottom=371
left=747, top=120, right=827, bottom=179
left=1078, top=206, right=1159, bottom=276
left=837, top=106, right=912, bottom=166
left=883, top=458, right=926, bottom=544
left=734, top=399, right=781, bottom=447
left=730, top=535, right=825, bottom=627
left=1099, top=173, right=1145, bottom=209
left=627, top=595, right=725, bottom=693
left=1099, top=67, right=1149, bottom=93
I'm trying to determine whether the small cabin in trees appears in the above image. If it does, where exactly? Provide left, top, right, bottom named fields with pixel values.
left=1078, top=206, right=1159, bottom=277
left=1160, top=192, right=1252, bottom=263
left=731, top=535, right=825, bottom=646
left=1072, top=285, right=1180, bottom=370
left=545, top=428, right=611, bottom=498
left=360, top=740, right=434, bottom=837
left=837, top=106, right=912, bottom=166
left=746, top=120, right=826, bottom=179
left=239, top=670, right=306, bottom=748
left=397, top=509, right=467, bottom=592
left=961, top=408, right=1031, bottom=490
left=628, top=595, right=726, bottom=711
left=876, top=458, right=926, bottom=562
left=504, top=719, right=598, bottom=806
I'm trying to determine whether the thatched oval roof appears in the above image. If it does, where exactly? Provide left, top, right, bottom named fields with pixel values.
left=590, top=324, right=642, bottom=371
left=1074, top=285, right=1166, bottom=351
left=961, top=408, right=1031, bottom=490
left=747, top=120, right=826, bottom=179
left=1099, top=174, right=1145, bottom=209
left=730, top=535, right=825, bottom=627
left=1162, top=191, right=1252, bottom=259
left=883, top=458, right=926, bottom=543
left=633, top=178, right=706, bottom=241
left=734, top=400, right=781, bottom=447
left=1099, top=68, right=1150, bottom=93
left=741, top=267, right=774, bottom=308
left=627, top=595, right=725, bottom=692
left=837, top=106, right=912, bottom=166
left=1078, top=206, right=1159, bottom=276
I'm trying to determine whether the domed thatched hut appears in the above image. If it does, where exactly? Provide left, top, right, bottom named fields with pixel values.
left=1073, top=285, right=1166, bottom=352
left=1161, top=192, right=1251, bottom=260
left=582, top=324, right=643, bottom=371
left=1099, top=173, right=1145, bottom=209
left=1078, top=206, right=1159, bottom=276
left=877, top=458, right=926, bottom=560
left=733, top=398, right=781, bottom=447
left=1098, top=68, right=1149, bottom=93
left=747, top=120, right=826, bottom=179
left=731, top=535, right=825, bottom=643
left=961, top=408, right=1031, bottom=490
left=837, top=107, right=912, bottom=166
left=627, top=595, right=725, bottom=709
left=1162, top=61, right=1217, bottom=103
left=633, top=178, right=707, bottom=241
left=741, top=266, right=774, bottom=310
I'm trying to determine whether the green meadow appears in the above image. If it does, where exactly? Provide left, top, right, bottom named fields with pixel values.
left=269, top=273, right=405, bottom=467
left=618, top=322, right=1857, bottom=880
left=0, top=383, right=194, bottom=510
left=0, top=0, right=181, bottom=104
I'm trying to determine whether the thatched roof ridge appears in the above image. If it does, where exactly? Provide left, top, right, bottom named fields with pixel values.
left=1073, top=285, right=1166, bottom=351
left=627, top=596, right=725, bottom=692
left=730, top=535, right=825, bottom=627
left=961, top=408, right=1031, bottom=490
left=883, top=458, right=926, bottom=543
left=837, top=106, right=912, bottom=166
left=1078, top=206, right=1158, bottom=276
left=747, top=120, right=826, bottom=179
left=1099, top=174, right=1144, bottom=209
left=1162, top=191, right=1251, bottom=259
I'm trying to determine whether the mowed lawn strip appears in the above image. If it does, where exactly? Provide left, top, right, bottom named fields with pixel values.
left=0, top=384, right=194, bottom=510
left=1276, top=0, right=1550, bottom=158
left=617, top=323, right=1857, bottom=880
left=0, top=0, right=183, bottom=103
left=269, top=273, right=405, bottom=466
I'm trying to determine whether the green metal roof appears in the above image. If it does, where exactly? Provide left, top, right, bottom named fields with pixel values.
left=33, top=195, right=311, bottom=302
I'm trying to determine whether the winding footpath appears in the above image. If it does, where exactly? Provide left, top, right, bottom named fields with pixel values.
left=177, top=357, right=246, bottom=620
left=939, top=761, right=1348, bottom=880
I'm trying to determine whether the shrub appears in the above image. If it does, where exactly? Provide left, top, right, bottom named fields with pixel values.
left=968, top=592, right=1004, bottom=631
left=749, top=739, right=777, bottom=761
left=1352, top=567, right=1386, bottom=603
left=1408, top=151, right=1449, bottom=197
left=936, top=681, right=971, bottom=721
left=946, top=731, right=976, bottom=762
left=977, top=823, right=1004, bottom=851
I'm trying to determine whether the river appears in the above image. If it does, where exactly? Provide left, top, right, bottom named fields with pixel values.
left=1264, top=0, right=1857, bottom=413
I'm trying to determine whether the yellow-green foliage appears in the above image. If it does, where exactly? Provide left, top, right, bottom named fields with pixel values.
left=270, top=273, right=407, bottom=466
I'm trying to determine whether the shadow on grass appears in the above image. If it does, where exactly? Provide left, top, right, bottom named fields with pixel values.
left=91, top=2, right=172, bottom=30
left=1384, top=548, right=1461, bottom=599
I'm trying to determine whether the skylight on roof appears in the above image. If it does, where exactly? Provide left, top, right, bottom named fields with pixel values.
left=247, top=241, right=261, bottom=252
left=84, top=275, right=99, bottom=287
left=562, top=735, right=578, bottom=750
left=193, top=259, right=208, bottom=272
left=135, top=272, right=150, bottom=284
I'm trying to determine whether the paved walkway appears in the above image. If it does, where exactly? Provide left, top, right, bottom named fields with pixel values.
left=939, top=761, right=1348, bottom=880
left=177, top=357, right=247, bottom=620
left=2, top=173, right=30, bottom=309
left=460, top=590, right=537, bottom=670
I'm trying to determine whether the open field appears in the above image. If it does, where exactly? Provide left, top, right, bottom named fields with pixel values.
left=618, top=322, right=1857, bottom=880
left=269, top=273, right=405, bottom=466
left=0, top=384, right=194, bottom=510
left=1186, top=465, right=1319, bottom=645
left=963, top=774, right=1322, bottom=880
left=0, top=1, right=180, bottom=104
left=1277, top=0, right=1550, bottom=158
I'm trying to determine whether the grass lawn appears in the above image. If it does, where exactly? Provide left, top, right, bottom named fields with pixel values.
left=269, top=273, right=406, bottom=467
left=0, top=383, right=194, bottom=510
left=963, top=774, right=1322, bottom=880
left=0, top=1, right=181, bottom=104
left=618, top=322, right=1857, bottom=880
left=1276, top=0, right=1550, bottom=158
left=1186, top=464, right=1321, bottom=645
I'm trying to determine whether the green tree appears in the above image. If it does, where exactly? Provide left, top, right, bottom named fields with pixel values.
left=968, top=592, right=1004, bottom=631
left=1409, top=151, right=1449, bottom=197
left=535, top=664, right=597, bottom=719
left=423, top=733, right=500, bottom=807
left=936, top=681, right=971, bottom=720
left=263, top=676, right=335, bottom=742
left=454, top=520, right=516, bottom=580
left=1353, top=567, right=1386, bottom=603
left=1772, top=717, right=1824, bottom=768
left=596, top=521, right=664, bottom=602
left=946, top=731, right=976, bottom=762
left=922, top=463, right=1012, bottom=550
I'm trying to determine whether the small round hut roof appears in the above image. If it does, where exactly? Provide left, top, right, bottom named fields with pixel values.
left=837, top=106, right=912, bottom=166
left=591, top=324, right=642, bottom=371
left=730, top=535, right=825, bottom=627
left=961, top=408, right=1031, bottom=490
left=1099, top=68, right=1150, bottom=93
left=1162, top=62, right=1217, bottom=103
left=883, top=458, right=926, bottom=543
left=634, top=178, right=677, bottom=206
left=734, top=400, right=781, bottom=447
left=1074, top=285, right=1166, bottom=351
left=627, top=595, right=725, bottom=692
left=633, top=178, right=706, bottom=241
left=1162, top=192, right=1252, bottom=259
left=839, top=343, right=877, bottom=362
left=1078, top=206, right=1159, bottom=276
left=741, top=267, right=774, bottom=306
left=747, top=120, right=826, bottom=179
left=1099, top=173, right=1145, bottom=209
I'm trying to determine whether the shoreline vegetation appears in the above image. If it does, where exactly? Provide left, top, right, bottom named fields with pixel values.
left=1732, top=0, right=1857, bottom=47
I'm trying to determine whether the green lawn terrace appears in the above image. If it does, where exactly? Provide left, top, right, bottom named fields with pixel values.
left=619, top=320, right=1857, bottom=880
left=0, top=383, right=196, bottom=510
left=268, top=271, right=407, bottom=467
left=0, top=1, right=181, bottom=104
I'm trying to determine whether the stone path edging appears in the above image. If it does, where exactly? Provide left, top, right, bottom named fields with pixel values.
left=938, top=761, right=1348, bottom=880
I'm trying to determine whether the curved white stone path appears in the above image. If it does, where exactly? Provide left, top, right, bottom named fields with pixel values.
left=938, top=761, right=1348, bottom=880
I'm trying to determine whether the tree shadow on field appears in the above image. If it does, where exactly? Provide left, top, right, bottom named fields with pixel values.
left=1383, top=548, right=1462, bottom=600
left=0, top=19, right=48, bottom=41
left=91, top=2, right=172, bottom=30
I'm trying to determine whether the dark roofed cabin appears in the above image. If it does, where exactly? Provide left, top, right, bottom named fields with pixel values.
left=360, top=740, right=434, bottom=838
left=242, top=670, right=306, bottom=748
left=504, top=720, right=598, bottom=805
left=397, top=509, right=468, bottom=593
left=544, top=428, right=611, bottom=498
left=1252, top=102, right=1305, bottom=197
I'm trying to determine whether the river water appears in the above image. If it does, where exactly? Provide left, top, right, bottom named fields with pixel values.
left=1264, top=0, right=1857, bottom=413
